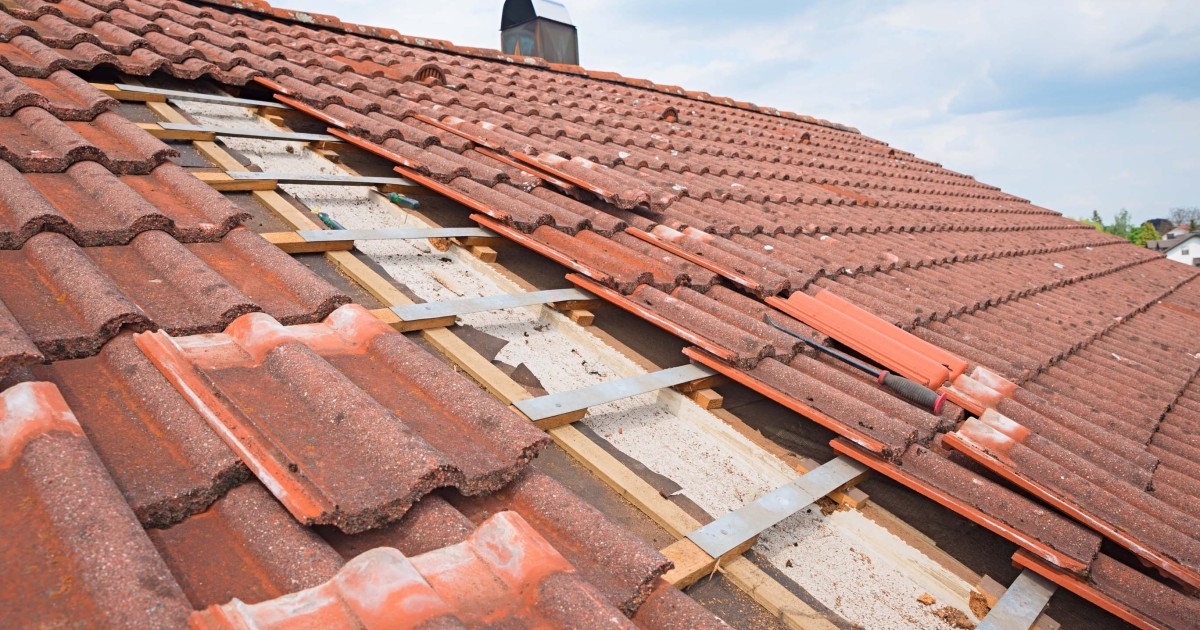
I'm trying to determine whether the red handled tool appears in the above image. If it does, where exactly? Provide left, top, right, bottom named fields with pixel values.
left=765, top=315, right=947, bottom=414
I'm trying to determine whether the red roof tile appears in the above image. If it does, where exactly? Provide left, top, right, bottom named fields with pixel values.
left=0, top=381, right=193, bottom=627
left=0, top=228, right=346, bottom=359
left=147, top=481, right=345, bottom=608
left=16, top=332, right=248, bottom=527
left=135, top=304, right=551, bottom=533
left=1, top=160, right=248, bottom=247
left=192, top=511, right=639, bottom=629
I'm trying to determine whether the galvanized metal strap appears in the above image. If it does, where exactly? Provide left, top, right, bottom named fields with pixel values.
left=227, top=172, right=416, bottom=187
left=114, top=83, right=290, bottom=109
left=687, top=456, right=869, bottom=558
left=389, top=288, right=591, bottom=322
left=295, top=228, right=497, bottom=242
left=514, top=363, right=717, bottom=422
left=977, top=570, right=1056, bottom=630
left=159, top=123, right=338, bottom=142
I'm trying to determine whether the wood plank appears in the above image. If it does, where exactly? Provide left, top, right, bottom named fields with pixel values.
left=468, top=245, right=497, bottom=262
left=662, top=536, right=758, bottom=589
left=568, top=309, right=595, bottom=326
left=145, top=100, right=191, bottom=124
left=723, top=556, right=840, bottom=630
left=514, top=364, right=717, bottom=423
left=689, top=388, right=724, bottom=409
left=137, top=122, right=215, bottom=141
left=93, top=82, right=167, bottom=102
left=388, top=288, right=593, bottom=322
left=672, top=374, right=727, bottom=393
left=191, top=171, right=278, bottom=191
left=262, top=231, right=355, bottom=254
left=549, top=298, right=609, bottom=312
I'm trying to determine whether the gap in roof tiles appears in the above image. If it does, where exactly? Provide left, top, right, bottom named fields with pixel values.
left=167, top=93, right=987, bottom=628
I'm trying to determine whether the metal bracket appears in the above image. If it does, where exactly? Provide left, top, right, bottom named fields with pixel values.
left=158, top=123, right=339, bottom=142
left=514, top=363, right=716, bottom=422
left=388, top=288, right=592, bottom=323
left=113, top=83, right=290, bottom=109
left=294, top=228, right=497, bottom=242
left=687, top=456, right=869, bottom=558
left=978, top=570, right=1057, bottom=630
left=227, top=172, right=417, bottom=187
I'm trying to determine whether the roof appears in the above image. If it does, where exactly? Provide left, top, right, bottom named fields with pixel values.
left=1, top=0, right=1198, bottom=627
left=1149, top=232, right=1199, bottom=253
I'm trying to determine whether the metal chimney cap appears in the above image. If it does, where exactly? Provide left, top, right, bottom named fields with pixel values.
left=501, top=0, right=574, bottom=30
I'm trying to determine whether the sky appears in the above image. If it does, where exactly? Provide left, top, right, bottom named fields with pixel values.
left=284, top=0, right=1199, bottom=225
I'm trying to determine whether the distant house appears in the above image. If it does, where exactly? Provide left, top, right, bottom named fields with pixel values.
left=1163, top=224, right=1193, bottom=239
left=1149, top=233, right=1200, bottom=266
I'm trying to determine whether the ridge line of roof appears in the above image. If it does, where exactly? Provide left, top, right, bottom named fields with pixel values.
left=191, top=0, right=862, bottom=135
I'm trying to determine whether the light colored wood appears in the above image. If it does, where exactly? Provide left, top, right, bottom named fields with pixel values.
left=93, top=82, right=168, bottom=102
left=468, top=245, right=497, bottom=262
left=550, top=298, right=608, bottom=312
left=724, top=556, right=840, bottom=630
left=137, top=122, right=215, bottom=141
left=262, top=231, right=354, bottom=253
left=145, top=100, right=191, bottom=124
left=191, top=140, right=246, bottom=171
left=191, top=171, right=279, bottom=192
left=568, top=310, right=595, bottom=326
left=457, top=236, right=506, bottom=248
left=532, top=409, right=589, bottom=431
left=662, top=536, right=759, bottom=589
left=369, top=308, right=457, bottom=332
left=689, top=388, right=724, bottom=409
left=672, top=374, right=727, bottom=394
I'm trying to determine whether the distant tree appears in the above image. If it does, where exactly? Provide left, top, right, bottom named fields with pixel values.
left=1131, top=222, right=1160, bottom=247
left=1106, top=209, right=1134, bottom=239
left=1168, top=206, right=1200, bottom=227
left=1079, top=210, right=1105, bottom=231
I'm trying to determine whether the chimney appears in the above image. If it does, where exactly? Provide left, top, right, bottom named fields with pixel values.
left=501, top=0, right=578, bottom=65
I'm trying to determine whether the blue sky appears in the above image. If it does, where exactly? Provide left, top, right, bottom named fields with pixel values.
left=286, top=0, right=1199, bottom=224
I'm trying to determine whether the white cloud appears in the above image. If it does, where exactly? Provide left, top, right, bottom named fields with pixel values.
left=282, top=0, right=1200, bottom=222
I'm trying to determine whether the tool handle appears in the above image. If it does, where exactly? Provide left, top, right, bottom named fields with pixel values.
left=880, top=372, right=946, bottom=414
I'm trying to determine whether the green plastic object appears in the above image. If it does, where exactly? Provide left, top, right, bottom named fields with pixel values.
left=386, top=192, right=421, bottom=209
left=316, top=212, right=345, bottom=230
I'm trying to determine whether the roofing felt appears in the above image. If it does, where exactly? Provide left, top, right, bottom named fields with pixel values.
left=1, top=0, right=1198, bottom=626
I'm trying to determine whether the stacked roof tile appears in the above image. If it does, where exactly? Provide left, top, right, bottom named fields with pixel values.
left=2, top=0, right=1198, bottom=626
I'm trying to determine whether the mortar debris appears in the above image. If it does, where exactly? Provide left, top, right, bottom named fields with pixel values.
left=933, top=606, right=975, bottom=630
left=968, top=590, right=991, bottom=619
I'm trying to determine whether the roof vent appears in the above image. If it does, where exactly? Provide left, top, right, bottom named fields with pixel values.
left=391, top=62, right=446, bottom=86
left=501, top=0, right=579, bottom=65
